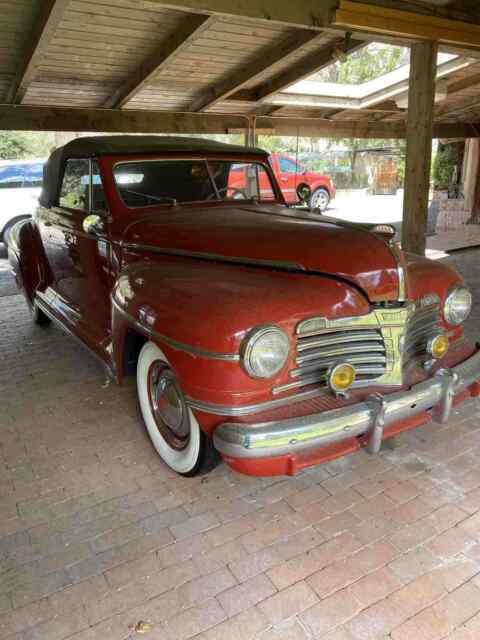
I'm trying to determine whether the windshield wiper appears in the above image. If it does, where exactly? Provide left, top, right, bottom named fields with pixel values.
left=124, top=188, right=177, bottom=205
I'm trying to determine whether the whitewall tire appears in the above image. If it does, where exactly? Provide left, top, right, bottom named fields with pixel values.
left=137, top=341, right=218, bottom=476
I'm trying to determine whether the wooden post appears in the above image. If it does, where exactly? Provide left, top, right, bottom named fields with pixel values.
left=402, top=41, right=438, bottom=255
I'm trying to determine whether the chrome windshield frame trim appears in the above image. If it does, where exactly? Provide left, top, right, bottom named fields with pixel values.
left=112, top=298, right=240, bottom=362
left=213, top=349, right=480, bottom=459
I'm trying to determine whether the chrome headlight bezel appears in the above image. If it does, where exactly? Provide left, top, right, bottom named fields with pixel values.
left=444, top=286, right=472, bottom=326
left=241, top=325, right=290, bottom=379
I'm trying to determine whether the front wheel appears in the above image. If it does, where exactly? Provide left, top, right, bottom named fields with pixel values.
left=309, top=188, right=330, bottom=212
left=137, top=341, right=218, bottom=476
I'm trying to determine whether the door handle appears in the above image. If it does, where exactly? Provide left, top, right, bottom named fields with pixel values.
left=280, top=177, right=288, bottom=183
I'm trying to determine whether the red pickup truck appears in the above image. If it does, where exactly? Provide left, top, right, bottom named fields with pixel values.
left=229, top=152, right=335, bottom=211
left=270, top=153, right=335, bottom=210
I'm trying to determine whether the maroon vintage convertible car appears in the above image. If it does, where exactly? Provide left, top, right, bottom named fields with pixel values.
left=6, top=136, right=480, bottom=477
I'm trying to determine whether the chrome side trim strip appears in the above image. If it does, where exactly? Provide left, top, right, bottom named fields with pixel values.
left=111, top=298, right=240, bottom=362
left=121, top=242, right=306, bottom=273
left=186, top=387, right=327, bottom=417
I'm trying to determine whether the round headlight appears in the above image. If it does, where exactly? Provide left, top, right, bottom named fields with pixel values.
left=241, top=325, right=290, bottom=379
left=444, top=286, right=472, bottom=326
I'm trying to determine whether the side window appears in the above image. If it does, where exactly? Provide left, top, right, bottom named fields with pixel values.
left=91, top=161, right=107, bottom=213
left=279, top=157, right=299, bottom=174
left=59, top=159, right=90, bottom=210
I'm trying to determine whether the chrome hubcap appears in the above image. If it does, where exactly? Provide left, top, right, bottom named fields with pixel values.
left=148, top=362, right=190, bottom=446
left=312, top=191, right=328, bottom=210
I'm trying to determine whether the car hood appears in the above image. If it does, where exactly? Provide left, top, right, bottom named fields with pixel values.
left=122, top=204, right=401, bottom=302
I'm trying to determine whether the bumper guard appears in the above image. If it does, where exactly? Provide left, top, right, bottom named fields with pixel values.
left=213, top=351, right=480, bottom=460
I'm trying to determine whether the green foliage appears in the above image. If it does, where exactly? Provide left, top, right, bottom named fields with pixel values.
left=432, top=144, right=459, bottom=191
left=318, top=44, right=409, bottom=84
left=0, top=131, right=56, bottom=160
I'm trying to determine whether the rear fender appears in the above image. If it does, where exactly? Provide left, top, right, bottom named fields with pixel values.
left=6, top=220, right=48, bottom=304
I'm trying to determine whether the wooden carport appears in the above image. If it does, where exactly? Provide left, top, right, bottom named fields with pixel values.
left=2, top=0, right=480, bottom=254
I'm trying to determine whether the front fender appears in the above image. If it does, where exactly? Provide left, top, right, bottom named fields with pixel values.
left=111, top=257, right=371, bottom=408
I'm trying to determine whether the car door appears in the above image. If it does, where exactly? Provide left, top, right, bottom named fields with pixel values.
left=277, top=156, right=300, bottom=203
left=39, top=159, right=114, bottom=358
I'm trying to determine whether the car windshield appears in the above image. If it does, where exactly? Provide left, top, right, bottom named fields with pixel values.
left=113, top=159, right=276, bottom=207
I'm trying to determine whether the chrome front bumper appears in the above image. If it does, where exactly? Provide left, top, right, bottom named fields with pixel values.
left=213, top=350, right=480, bottom=459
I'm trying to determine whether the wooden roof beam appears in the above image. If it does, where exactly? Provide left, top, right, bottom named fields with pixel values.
left=188, top=30, right=322, bottom=113
left=1, top=105, right=479, bottom=139
left=104, top=14, right=213, bottom=109
left=148, top=1, right=480, bottom=30
left=7, top=0, right=70, bottom=104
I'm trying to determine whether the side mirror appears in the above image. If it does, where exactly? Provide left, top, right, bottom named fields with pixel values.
left=296, top=184, right=311, bottom=203
left=82, top=214, right=105, bottom=235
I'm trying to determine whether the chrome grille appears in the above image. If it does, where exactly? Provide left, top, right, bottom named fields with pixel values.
left=273, top=299, right=443, bottom=396
left=277, top=327, right=387, bottom=394
left=403, top=304, right=441, bottom=366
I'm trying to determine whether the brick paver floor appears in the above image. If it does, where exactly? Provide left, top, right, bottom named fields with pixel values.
left=1, top=250, right=480, bottom=640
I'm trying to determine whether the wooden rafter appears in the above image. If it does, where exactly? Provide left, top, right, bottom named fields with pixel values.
left=7, top=0, right=71, bottom=104
left=104, top=15, right=213, bottom=109
left=188, top=30, right=321, bottom=112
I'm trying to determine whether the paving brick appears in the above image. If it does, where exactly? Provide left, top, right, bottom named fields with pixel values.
left=217, top=573, right=276, bottom=617
left=321, top=488, right=365, bottom=515
left=194, top=606, right=269, bottom=640
left=258, top=581, right=318, bottom=624
left=347, top=566, right=404, bottom=608
left=307, top=540, right=398, bottom=598
left=389, top=546, right=442, bottom=583
left=314, top=511, right=361, bottom=539
left=229, top=546, right=283, bottom=583
left=170, top=513, right=220, bottom=540
left=240, top=514, right=310, bottom=554
left=85, top=581, right=149, bottom=625
left=390, top=520, right=437, bottom=552
left=162, top=598, right=226, bottom=640
left=390, top=605, right=450, bottom=640
left=426, top=527, right=476, bottom=559
left=142, top=559, right=200, bottom=598
left=202, top=516, right=253, bottom=548
left=267, top=531, right=362, bottom=591
left=300, top=588, right=363, bottom=637
left=259, top=619, right=311, bottom=639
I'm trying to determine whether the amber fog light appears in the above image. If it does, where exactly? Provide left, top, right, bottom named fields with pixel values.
left=428, top=334, right=449, bottom=359
left=328, top=363, right=356, bottom=393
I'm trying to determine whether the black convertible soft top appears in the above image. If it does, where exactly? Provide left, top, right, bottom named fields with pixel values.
left=40, top=135, right=267, bottom=207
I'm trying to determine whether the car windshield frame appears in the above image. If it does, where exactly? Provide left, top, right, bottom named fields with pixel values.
left=112, top=157, right=280, bottom=208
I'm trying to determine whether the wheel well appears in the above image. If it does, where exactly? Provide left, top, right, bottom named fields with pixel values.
left=313, top=186, right=329, bottom=196
left=0, top=215, right=31, bottom=242
left=123, top=328, right=148, bottom=377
